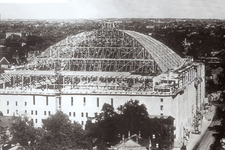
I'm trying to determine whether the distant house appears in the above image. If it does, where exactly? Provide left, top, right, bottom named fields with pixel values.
left=109, top=138, right=147, bottom=150
left=146, top=25, right=155, bottom=29
left=5, top=32, right=27, bottom=39
left=0, top=57, right=10, bottom=69
left=0, top=45, right=10, bottom=55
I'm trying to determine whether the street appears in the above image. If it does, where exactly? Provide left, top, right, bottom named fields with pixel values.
left=193, top=118, right=221, bottom=150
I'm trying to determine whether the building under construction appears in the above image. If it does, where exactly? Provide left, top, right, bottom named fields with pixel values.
left=0, top=22, right=205, bottom=148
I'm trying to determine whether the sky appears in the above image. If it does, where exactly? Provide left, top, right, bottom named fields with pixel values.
left=0, top=0, right=225, bottom=20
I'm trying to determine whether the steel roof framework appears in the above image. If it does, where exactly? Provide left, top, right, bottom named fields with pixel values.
left=27, top=29, right=159, bottom=74
left=0, top=27, right=184, bottom=94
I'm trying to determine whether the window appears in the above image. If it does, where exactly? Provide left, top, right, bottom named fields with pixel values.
left=44, top=111, right=46, bottom=115
left=16, top=110, right=18, bottom=114
left=160, top=98, right=163, bottom=102
left=86, top=112, right=88, bottom=117
left=83, top=97, right=86, bottom=106
left=48, top=111, right=51, bottom=116
left=82, top=121, right=84, bottom=125
left=97, top=98, right=99, bottom=107
left=59, top=97, right=61, bottom=106
left=111, top=98, right=113, bottom=106
left=46, top=96, right=48, bottom=105
left=25, top=102, right=27, bottom=106
left=71, top=97, right=73, bottom=106
left=95, top=112, right=98, bottom=117
left=35, top=111, right=37, bottom=115
left=31, top=119, right=33, bottom=123
left=160, top=105, right=163, bottom=110
left=81, top=112, right=84, bottom=117
left=16, top=101, right=17, bottom=106
left=153, top=134, right=155, bottom=139
left=69, top=112, right=71, bottom=116
left=33, top=95, right=35, bottom=105
left=73, top=112, right=75, bottom=117
left=7, top=109, right=9, bottom=114
left=35, top=119, right=37, bottom=123
left=160, top=113, right=163, bottom=116
left=31, top=110, right=33, bottom=115
left=7, top=101, right=9, bottom=106
left=25, top=110, right=27, bottom=113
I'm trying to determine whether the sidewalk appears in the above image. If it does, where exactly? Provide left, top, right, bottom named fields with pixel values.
left=186, top=105, right=216, bottom=150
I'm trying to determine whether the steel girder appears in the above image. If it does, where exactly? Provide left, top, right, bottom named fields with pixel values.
left=28, top=29, right=159, bottom=74
left=2, top=72, right=153, bottom=92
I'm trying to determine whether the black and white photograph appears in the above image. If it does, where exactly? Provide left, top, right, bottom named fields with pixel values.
left=0, top=0, right=225, bottom=150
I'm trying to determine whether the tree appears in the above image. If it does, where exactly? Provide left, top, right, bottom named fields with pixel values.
left=86, top=100, right=175, bottom=149
left=4, top=34, right=23, bottom=47
left=38, top=111, right=85, bottom=150
left=86, top=100, right=151, bottom=149
left=86, top=103, right=119, bottom=149
left=0, top=126, right=10, bottom=147
left=117, top=99, right=150, bottom=138
left=97, top=103, right=116, bottom=121
left=26, top=35, right=43, bottom=47
left=10, top=116, right=36, bottom=146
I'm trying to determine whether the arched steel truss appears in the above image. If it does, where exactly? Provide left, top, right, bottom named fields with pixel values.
left=0, top=27, right=185, bottom=94
left=28, top=28, right=159, bottom=74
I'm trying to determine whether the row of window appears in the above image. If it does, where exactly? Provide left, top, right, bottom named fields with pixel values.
left=73, top=121, right=85, bottom=125
left=31, top=119, right=38, bottom=124
left=71, top=97, right=114, bottom=107
left=7, top=109, right=93, bottom=118
left=7, top=109, right=51, bottom=116
left=7, top=96, right=116, bottom=107
left=9, top=97, right=161, bottom=107
left=68, top=112, right=94, bottom=117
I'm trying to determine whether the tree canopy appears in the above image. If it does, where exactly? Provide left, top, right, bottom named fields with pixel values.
left=85, top=99, right=174, bottom=149
left=36, top=111, right=85, bottom=150
left=4, top=34, right=23, bottom=47
left=10, top=116, right=36, bottom=146
left=9, top=112, right=85, bottom=150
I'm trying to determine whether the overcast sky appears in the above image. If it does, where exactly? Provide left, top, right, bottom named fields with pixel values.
left=0, top=0, right=225, bottom=20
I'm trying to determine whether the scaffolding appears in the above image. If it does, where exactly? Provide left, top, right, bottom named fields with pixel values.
left=0, top=25, right=185, bottom=95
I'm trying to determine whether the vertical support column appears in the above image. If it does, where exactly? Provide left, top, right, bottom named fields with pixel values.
left=106, top=77, right=108, bottom=90
left=46, top=76, right=48, bottom=91
left=97, top=76, right=99, bottom=90
left=54, top=75, right=56, bottom=90
left=71, top=76, right=73, bottom=90
left=63, top=76, right=65, bottom=89
left=12, top=76, right=15, bottom=88
left=29, top=76, right=31, bottom=90
left=115, top=78, right=117, bottom=90
left=133, top=78, right=135, bottom=89
left=72, top=48, right=74, bottom=58
left=21, top=75, right=24, bottom=89
left=144, top=78, right=146, bottom=90
left=35, top=75, right=37, bottom=89
left=69, top=60, right=70, bottom=71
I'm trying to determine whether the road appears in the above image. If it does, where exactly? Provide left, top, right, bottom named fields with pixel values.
left=193, top=117, right=221, bottom=150
left=186, top=106, right=216, bottom=150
